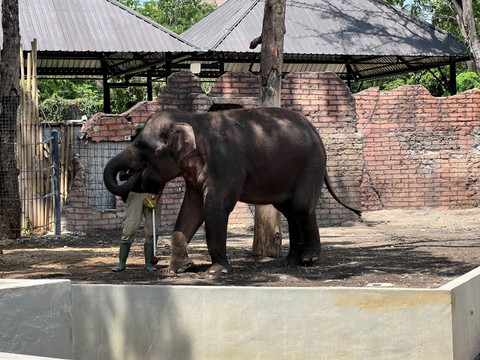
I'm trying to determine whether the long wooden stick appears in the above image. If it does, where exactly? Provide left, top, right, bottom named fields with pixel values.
left=26, top=53, right=35, bottom=229
left=19, top=44, right=26, bottom=230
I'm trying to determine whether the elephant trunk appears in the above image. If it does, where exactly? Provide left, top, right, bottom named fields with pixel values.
left=103, top=147, right=143, bottom=197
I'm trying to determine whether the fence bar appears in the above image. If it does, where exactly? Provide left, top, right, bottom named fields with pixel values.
left=52, top=130, right=61, bottom=235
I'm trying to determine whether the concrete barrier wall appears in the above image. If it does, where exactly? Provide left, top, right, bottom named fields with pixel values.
left=0, top=279, right=72, bottom=359
left=0, top=352, right=68, bottom=359
left=441, top=267, right=480, bottom=360
left=72, top=284, right=454, bottom=360
left=2, top=274, right=480, bottom=360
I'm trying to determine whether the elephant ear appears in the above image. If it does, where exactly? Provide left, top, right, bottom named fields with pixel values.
left=167, top=123, right=196, bottom=163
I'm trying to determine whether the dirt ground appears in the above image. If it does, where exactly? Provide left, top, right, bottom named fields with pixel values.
left=1, top=208, right=480, bottom=288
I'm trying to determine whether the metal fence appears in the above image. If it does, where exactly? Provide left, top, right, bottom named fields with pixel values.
left=74, top=139, right=127, bottom=212
left=17, top=123, right=75, bottom=233
left=0, top=118, right=123, bottom=235
left=0, top=39, right=123, bottom=235
left=4, top=39, right=74, bottom=234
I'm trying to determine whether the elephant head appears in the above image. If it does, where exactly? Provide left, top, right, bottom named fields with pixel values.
left=103, top=113, right=198, bottom=197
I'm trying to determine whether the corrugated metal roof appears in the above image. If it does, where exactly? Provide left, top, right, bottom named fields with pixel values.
left=0, top=0, right=470, bottom=83
left=0, top=0, right=199, bottom=78
left=183, top=0, right=466, bottom=56
left=182, top=0, right=469, bottom=81
left=5, top=0, right=197, bottom=52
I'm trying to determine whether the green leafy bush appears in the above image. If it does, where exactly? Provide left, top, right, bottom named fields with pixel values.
left=456, top=71, right=480, bottom=93
left=38, top=82, right=103, bottom=122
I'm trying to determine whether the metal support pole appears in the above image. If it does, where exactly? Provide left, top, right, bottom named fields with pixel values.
left=103, top=73, right=111, bottom=113
left=52, top=129, right=61, bottom=235
left=449, top=60, right=457, bottom=95
left=147, top=72, right=153, bottom=101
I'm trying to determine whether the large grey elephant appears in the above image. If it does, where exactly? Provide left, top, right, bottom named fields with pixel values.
left=103, top=107, right=360, bottom=274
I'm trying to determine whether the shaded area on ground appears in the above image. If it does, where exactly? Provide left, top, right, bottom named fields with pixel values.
left=1, top=209, right=480, bottom=288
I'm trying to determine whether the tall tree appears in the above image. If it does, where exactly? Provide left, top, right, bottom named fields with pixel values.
left=0, top=0, right=21, bottom=238
left=450, top=0, right=480, bottom=74
left=250, top=0, right=286, bottom=257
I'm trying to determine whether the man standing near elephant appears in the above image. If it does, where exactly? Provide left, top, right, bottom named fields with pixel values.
left=112, top=170, right=162, bottom=272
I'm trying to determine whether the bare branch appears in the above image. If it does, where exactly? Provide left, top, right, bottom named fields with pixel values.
left=249, top=35, right=262, bottom=49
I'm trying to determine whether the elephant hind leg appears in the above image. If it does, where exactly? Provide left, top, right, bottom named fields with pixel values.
left=275, top=201, right=304, bottom=265
left=298, top=210, right=321, bottom=265
left=289, top=168, right=323, bottom=265
left=276, top=198, right=321, bottom=265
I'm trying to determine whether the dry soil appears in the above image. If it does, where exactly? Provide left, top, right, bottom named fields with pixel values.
left=1, top=209, right=480, bottom=288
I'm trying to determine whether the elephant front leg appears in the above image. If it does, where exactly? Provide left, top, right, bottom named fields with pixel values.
left=204, top=203, right=234, bottom=274
left=168, top=185, right=204, bottom=273
left=169, top=231, right=194, bottom=273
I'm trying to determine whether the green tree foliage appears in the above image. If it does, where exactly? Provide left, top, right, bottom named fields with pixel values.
left=416, top=69, right=449, bottom=96
left=119, top=0, right=215, bottom=33
left=38, top=79, right=103, bottom=121
left=456, top=71, right=480, bottom=92
left=353, top=67, right=480, bottom=96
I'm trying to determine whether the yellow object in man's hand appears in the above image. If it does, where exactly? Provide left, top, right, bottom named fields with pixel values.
left=143, top=196, right=156, bottom=209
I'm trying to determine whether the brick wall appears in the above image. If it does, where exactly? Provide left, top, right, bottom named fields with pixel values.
left=355, top=85, right=480, bottom=211
left=64, top=70, right=361, bottom=232
left=63, top=72, right=480, bottom=234
left=281, top=72, right=362, bottom=226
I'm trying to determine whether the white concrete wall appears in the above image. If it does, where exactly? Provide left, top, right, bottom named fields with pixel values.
left=0, top=279, right=72, bottom=359
left=441, top=267, right=480, bottom=360
left=71, top=284, right=455, bottom=360
left=0, top=352, right=68, bottom=359
left=2, top=270, right=480, bottom=360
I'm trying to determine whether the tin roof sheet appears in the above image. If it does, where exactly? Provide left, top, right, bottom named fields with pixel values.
left=182, top=0, right=466, bottom=57
left=181, top=0, right=469, bottom=80
left=7, top=0, right=197, bottom=52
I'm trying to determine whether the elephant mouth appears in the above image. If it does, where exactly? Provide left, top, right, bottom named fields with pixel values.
left=140, top=167, right=165, bottom=195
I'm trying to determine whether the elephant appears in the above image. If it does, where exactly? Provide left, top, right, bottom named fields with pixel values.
left=103, top=107, right=361, bottom=274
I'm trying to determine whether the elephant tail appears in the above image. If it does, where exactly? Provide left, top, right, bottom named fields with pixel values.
left=324, top=172, right=362, bottom=217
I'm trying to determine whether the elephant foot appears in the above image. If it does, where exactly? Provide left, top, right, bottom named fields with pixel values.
left=168, top=255, right=194, bottom=273
left=207, top=262, right=233, bottom=274
left=285, top=248, right=302, bottom=266
left=301, top=249, right=321, bottom=265
left=285, top=254, right=301, bottom=266
left=169, top=231, right=194, bottom=273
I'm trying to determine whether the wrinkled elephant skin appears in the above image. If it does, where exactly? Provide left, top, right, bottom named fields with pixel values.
left=104, top=107, right=360, bottom=274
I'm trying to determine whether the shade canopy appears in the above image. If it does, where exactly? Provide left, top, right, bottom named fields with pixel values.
left=181, top=0, right=469, bottom=82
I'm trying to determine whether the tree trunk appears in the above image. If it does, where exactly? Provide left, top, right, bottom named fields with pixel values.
left=451, top=0, right=480, bottom=75
left=250, top=0, right=286, bottom=257
left=0, top=0, right=21, bottom=238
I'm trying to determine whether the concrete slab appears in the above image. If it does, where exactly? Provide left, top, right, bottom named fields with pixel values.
left=441, top=267, right=480, bottom=360
left=0, top=279, right=72, bottom=359
left=0, top=352, right=68, bottom=359
left=71, top=284, right=454, bottom=359
left=2, top=266, right=480, bottom=360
